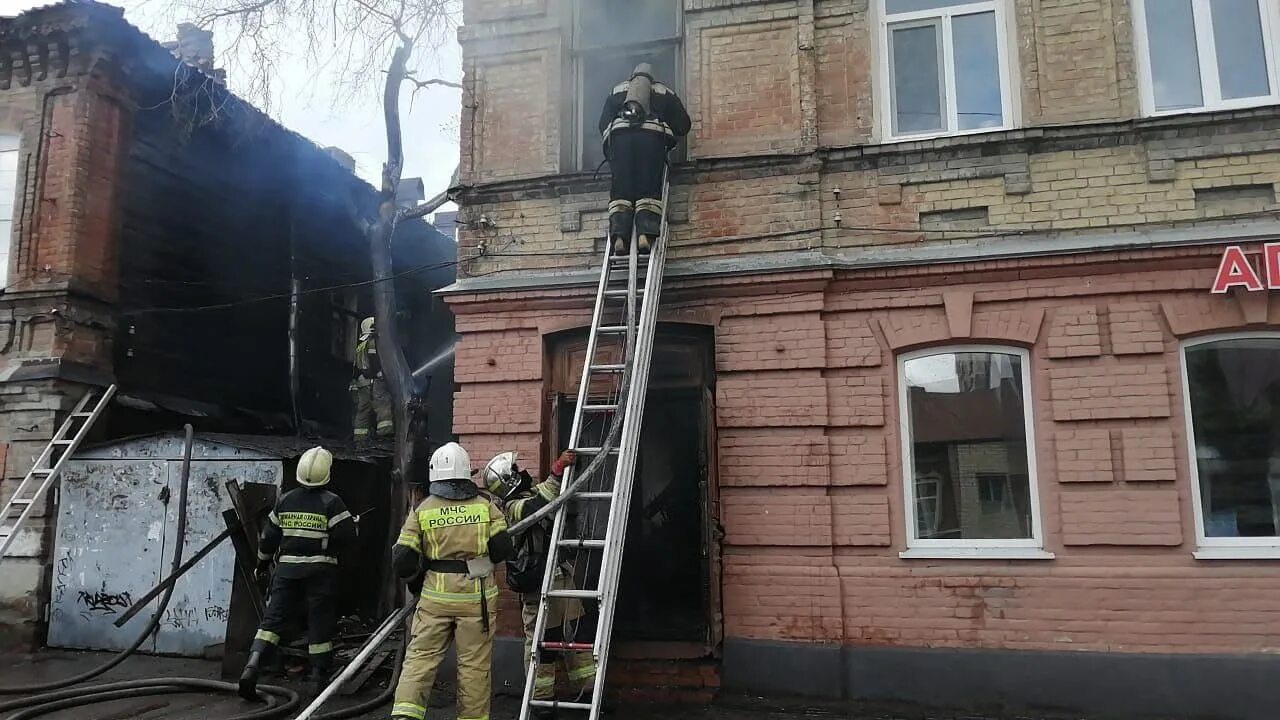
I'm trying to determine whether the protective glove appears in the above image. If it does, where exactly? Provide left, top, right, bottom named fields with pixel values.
left=550, top=450, right=578, bottom=477
left=254, top=559, right=272, bottom=585
left=407, top=569, right=425, bottom=596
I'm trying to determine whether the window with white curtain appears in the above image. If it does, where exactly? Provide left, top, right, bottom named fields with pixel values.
left=898, top=346, right=1048, bottom=558
left=877, top=0, right=1016, bottom=139
left=1134, top=0, right=1280, bottom=115
left=0, top=134, right=17, bottom=287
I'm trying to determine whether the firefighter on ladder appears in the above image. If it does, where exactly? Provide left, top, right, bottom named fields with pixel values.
left=483, top=450, right=597, bottom=718
left=239, top=446, right=357, bottom=699
left=351, top=316, right=393, bottom=444
left=389, top=442, right=515, bottom=720
left=599, top=63, right=691, bottom=255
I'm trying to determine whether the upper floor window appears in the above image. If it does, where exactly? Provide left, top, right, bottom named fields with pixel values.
left=876, top=0, right=1015, bottom=140
left=573, top=0, right=682, bottom=171
left=1134, top=0, right=1280, bottom=115
left=898, top=347, right=1048, bottom=558
left=0, top=135, right=17, bottom=287
left=1181, top=334, right=1280, bottom=558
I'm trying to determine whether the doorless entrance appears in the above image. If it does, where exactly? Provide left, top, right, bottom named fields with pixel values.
left=547, top=324, right=720, bottom=654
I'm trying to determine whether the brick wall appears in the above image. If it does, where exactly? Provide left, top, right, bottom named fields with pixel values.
left=454, top=0, right=1280, bottom=280
left=448, top=241, right=1280, bottom=657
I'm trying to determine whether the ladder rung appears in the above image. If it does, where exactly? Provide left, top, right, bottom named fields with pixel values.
left=539, top=641, right=594, bottom=652
left=529, top=700, right=593, bottom=711
left=0, top=529, right=11, bottom=538
left=572, top=492, right=614, bottom=500
left=596, top=325, right=627, bottom=335
left=582, top=404, right=618, bottom=413
left=574, top=447, right=619, bottom=455
left=52, top=440, right=74, bottom=445
left=603, top=288, right=644, bottom=297
left=71, top=412, right=94, bottom=418
left=546, top=589, right=601, bottom=600
left=589, top=364, right=624, bottom=373
left=7, top=499, right=33, bottom=507
left=557, top=539, right=605, bottom=549
left=31, top=469, right=54, bottom=475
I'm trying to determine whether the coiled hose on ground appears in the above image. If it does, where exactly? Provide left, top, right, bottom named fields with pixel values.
left=0, top=425, right=303, bottom=719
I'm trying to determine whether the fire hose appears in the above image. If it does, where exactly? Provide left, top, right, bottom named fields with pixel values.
left=0, top=425, right=303, bottom=719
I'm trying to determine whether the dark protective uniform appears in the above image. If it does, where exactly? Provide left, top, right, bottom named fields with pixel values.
left=506, top=467, right=597, bottom=708
left=250, top=487, right=356, bottom=677
left=389, top=483, right=515, bottom=720
left=351, top=333, right=393, bottom=440
left=599, top=70, right=691, bottom=250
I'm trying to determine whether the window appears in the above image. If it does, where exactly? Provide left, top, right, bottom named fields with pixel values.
left=876, top=0, right=1015, bottom=140
left=898, top=347, right=1049, bottom=558
left=1134, top=0, right=1280, bottom=115
left=1181, top=335, right=1280, bottom=558
left=572, top=0, right=681, bottom=171
left=0, top=135, right=17, bottom=287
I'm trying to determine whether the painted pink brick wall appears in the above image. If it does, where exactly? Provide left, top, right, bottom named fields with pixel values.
left=446, top=243, right=1280, bottom=658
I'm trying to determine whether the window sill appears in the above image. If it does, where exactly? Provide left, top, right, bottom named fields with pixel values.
left=878, top=124, right=1015, bottom=146
left=1193, top=546, right=1280, bottom=560
left=1144, top=98, right=1279, bottom=120
left=899, top=547, right=1055, bottom=560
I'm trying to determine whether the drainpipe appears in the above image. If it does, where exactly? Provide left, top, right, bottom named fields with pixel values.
left=288, top=200, right=302, bottom=432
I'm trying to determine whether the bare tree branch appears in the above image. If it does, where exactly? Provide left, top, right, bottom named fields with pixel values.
left=405, top=75, right=462, bottom=90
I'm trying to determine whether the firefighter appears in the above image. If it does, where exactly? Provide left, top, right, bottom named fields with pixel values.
left=390, top=442, right=515, bottom=720
left=351, top=316, right=393, bottom=444
left=239, top=446, right=356, bottom=699
left=482, top=450, right=596, bottom=718
left=599, top=63, right=691, bottom=255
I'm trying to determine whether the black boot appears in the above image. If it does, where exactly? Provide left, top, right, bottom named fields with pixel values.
left=308, top=665, right=330, bottom=697
left=238, top=651, right=262, bottom=700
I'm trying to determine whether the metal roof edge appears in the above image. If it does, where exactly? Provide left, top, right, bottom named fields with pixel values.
left=436, top=219, right=1280, bottom=296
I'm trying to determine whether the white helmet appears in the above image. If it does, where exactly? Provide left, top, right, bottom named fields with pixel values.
left=429, top=442, right=471, bottom=483
left=359, top=316, right=375, bottom=340
left=482, top=451, right=532, bottom=501
left=297, top=446, right=333, bottom=487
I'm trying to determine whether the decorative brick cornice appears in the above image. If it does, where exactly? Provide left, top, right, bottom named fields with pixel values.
left=0, top=1, right=132, bottom=86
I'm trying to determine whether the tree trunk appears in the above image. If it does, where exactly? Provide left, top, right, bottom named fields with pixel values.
left=371, top=40, right=417, bottom=487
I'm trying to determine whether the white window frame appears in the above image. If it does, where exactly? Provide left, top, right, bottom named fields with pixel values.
left=873, top=0, right=1019, bottom=142
left=897, top=345, right=1052, bottom=560
left=1180, top=332, right=1280, bottom=559
left=1132, top=0, right=1280, bottom=117
left=0, top=134, right=17, bottom=289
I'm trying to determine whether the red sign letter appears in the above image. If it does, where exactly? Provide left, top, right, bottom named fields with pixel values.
left=1265, top=243, right=1280, bottom=290
left=1212, top=246, right=1263, bottom=294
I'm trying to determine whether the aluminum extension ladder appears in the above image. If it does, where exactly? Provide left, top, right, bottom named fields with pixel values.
left=517, top=173, right=672, bottom=720
left=0, top=384, right=116, bottom=561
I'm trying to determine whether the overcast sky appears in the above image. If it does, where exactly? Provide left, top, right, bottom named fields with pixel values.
left=0, top=0, right=462, bottom=213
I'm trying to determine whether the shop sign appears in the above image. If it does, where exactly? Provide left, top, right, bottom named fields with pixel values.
left=1211, top=244, right=1280, bottom=294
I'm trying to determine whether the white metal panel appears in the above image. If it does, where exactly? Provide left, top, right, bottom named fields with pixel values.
left=48, top=459, right=168, bottom=653
left=154, top=459, right=281, bottom=656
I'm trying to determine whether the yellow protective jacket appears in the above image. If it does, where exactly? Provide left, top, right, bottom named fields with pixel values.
left=393, top=494, right=512, bottom=615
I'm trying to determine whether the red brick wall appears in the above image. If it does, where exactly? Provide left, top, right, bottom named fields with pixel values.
left=448, top=242, right=1280, bottom=656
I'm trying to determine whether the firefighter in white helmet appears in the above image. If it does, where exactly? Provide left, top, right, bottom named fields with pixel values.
left=483, top=449, right=596, bottom=719
left=389, top=442, right=515, bottom=720
left=351, top=316, right=393, bottom=444
left=239, top=446, right=357, bottom=699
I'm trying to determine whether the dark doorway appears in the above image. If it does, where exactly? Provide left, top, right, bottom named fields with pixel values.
left=547, top=324, right=720, bottom=654
left=555, top=387, right=707, bottom=643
